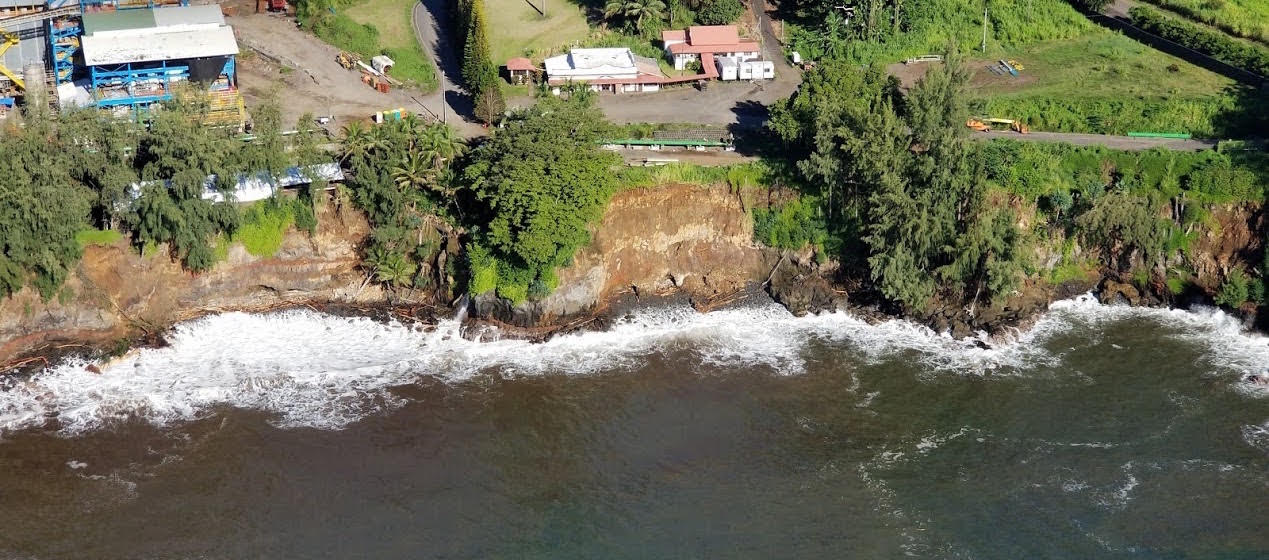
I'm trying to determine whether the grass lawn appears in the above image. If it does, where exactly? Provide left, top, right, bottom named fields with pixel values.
left=75, top=228, right=123, bottom=249
left=970, top=33, right=1233, bottom=101
left=1140, top=0, right=1269, bottom=43
left=965, top=31, right=1256, bottom=136
left=330, top=0, right=438, bottom=91
left=483, top=0, right=591, bottom=64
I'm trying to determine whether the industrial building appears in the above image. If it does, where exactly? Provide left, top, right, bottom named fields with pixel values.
left=1, top=0, right=243, bottom=125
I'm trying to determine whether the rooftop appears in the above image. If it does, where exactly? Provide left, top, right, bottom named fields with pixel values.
left=688, top=25, right=739, bottom=46
left=81, top=6, right=237, bottom=65
left=506, top=57, right=535, bottom=71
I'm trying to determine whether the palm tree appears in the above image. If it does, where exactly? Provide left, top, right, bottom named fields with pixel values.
left=340, top=121, right=373, bottom=163
left=605, top=0, right=666, bottom=35
left=416, top=124, right=465, bottom=169
left=391, top=151, right=435, bottom=197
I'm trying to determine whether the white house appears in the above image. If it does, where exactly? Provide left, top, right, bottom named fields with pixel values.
left=661, top=25, right=760, bottom=71
left=543, top=47, right=666, bottom=93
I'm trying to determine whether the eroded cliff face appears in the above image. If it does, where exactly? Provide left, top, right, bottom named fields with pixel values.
left=1, top=185, right=1263, bottom=363
left=0, top=205, right=390, bottom=362
left=473, top=183, right=785, bottom=326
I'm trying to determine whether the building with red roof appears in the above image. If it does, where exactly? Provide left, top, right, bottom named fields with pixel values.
left=661, top=25, right=761, bottom=71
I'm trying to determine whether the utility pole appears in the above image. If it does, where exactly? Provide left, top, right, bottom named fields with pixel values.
left=981, top=3, right=988, bottom=53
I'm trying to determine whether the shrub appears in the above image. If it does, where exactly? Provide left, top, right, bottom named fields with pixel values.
left=752, top=198, right=828, bottom=251
left=467, top=243, right=498, bottom=295
left=1215, top=266, right=1251, bottom=307
left=236, top=200, right=295, bottom=257
left=695, top=0, right=744, bottom=25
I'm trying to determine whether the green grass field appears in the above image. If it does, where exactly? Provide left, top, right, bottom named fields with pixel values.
left=966, top=32, right=1255, bottom=136
left=318, top=0, right=438, bottom=91
left=483, top=0, right=591, bottom=64
left=1140, top=0, right=1269, bottom=44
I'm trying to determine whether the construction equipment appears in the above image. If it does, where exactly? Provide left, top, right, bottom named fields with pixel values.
left=336, top=51, right=361, bottom=70
left=970, top=117, right=1030, bottom=134
left=0, top=31, right=26, bottom=91
left=966, top=118, right=991, bottom=132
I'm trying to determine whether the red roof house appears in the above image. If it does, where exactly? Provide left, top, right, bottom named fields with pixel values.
left=661, top=25, right=761, bottom=69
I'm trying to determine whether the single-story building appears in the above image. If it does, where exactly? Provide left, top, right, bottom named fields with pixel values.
left=505, top=56, right=534, bottom=84
left=661, top=25, right=760, bottom=71
left=543, top=47, right=666, bottom=93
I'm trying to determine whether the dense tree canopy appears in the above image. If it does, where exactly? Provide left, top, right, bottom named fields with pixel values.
left=462, top=94, right=620, bottom=301
left=770, top=54, right=1025, bottom=312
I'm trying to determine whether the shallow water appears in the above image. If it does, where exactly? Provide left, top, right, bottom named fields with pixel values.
left=1, top=297, right=1266, bottom=558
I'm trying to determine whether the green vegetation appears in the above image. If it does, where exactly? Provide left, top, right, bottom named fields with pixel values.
left=769, top=52, right=1269, bottom=314
left=769, top=56, right=1026, bottom=311
left=341, top=115, right=467, bottom=290
left=783, top=0, right=1091, bottom=64
left=615, top=161, right=770, bottom=190
left=462, top=94, right=620, bottom=302
left=456, top=0, right=505, bottom=124
left=0, top=96, right=327, bottom=300
left=604, top=0, right=667, bottom=36
left=752, top=198, right=830, bottom=252
left=1140, top=0, right=1269, bottom=44
left=1213, top=265, right=1253, bottom=306
left=234, top=198, right=317, bottom=257
left=966, top=33, right=1263, bottom=137
left=1129, top=5, right=1269, bottom=77
left=483, top=0, right=590, bottom=63
left=75, top=228, right=123, bottom=249
left=977, top=140, right=1264, bottom=203
left=778, top=0, right=1264, bottom=138
left=295, top=0, right=438, bottom=90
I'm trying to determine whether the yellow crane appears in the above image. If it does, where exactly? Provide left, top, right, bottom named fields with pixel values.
left=0, top=31, right=26, bottom=91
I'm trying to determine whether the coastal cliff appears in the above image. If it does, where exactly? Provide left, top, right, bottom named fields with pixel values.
left=0, top=205, right=397, bottom=362
left=0, top=184, right=1263, bottom=364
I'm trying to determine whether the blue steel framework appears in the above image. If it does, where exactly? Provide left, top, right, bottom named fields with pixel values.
left=47, top=0, right=191, bottom=87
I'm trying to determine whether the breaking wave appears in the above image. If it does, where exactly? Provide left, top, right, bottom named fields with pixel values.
left=2, top=294, right=1266, bottom=434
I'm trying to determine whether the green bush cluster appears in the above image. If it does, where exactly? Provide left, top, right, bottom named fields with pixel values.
left=1139, top=0, right=1269, bottom=44
left=235, top=197, right=316, bottom=257
left=978, top=139, right=1265, bottom=204
left=752, top=198, right=829, bottom=251
left=1130, top=6, right=1269, bottom=77
left=785, top=0, right=1091, bottom=65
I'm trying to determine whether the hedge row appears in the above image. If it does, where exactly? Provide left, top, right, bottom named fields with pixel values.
left=1129, top=6, right=1269, bottom=78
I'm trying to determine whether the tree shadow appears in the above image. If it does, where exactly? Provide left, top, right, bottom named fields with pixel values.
left=443, top=89, right=476, bottom=122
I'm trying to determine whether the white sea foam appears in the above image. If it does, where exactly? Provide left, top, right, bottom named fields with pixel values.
left=2, top=294, right=1267, bottom=435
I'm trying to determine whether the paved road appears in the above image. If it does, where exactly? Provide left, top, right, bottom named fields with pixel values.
left=976, top=130, right=1218, bottom=151
left=411, top=0, right=484, bottom=136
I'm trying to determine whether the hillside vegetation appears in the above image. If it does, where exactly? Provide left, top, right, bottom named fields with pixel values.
left=780, top=0, right=1265, bottom=137
left=1140, top=0, right=1269, bottom=44
left=767, top=57, right=1269, bottom=314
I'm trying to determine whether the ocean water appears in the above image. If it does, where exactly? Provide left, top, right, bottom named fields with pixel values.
left=0, top=296, right=1266, bottom=558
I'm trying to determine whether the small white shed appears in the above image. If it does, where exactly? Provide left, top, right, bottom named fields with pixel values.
left=715, top=56, right=739, bottom=81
